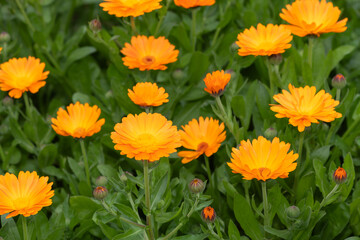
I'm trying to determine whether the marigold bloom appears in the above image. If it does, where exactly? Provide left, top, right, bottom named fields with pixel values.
left=0, top=47, right=2, bottom=54
left=333, top=167, right=347, bottom=184
left=203, top=70, right=231, bottom=96
left=99, top=0, right=162, bottom=18
left=236, top=23, right=293, bottom=56
left=0, top=171, right=54, bottom=218
left=178, top=117, right=226, bottom=164
left=270, top=84, right=342, bottom=132
left=227, top=136, right=298, bottom=181
left=0, top=56, right=49, bottom=98
left=51, top=102, right=105, bottom=138
left=201, top=206, right=216, bottom=223
left=111, top=112, right=181, bottom=162
left=280, top=0, right=348, bottom=37
left=174, top=0, right=215, bottom=8
left=121, top=35, right=179, bottom=71
left=128, top=82, right=169, bottom=107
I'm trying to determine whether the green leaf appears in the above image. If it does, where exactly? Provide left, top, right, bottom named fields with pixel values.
left=310, top=146, right=331, bottom=164
left=155, top=203, right=183, bottom=224
left=188, top=52, right=210, bottom=85
left=320, top=203, right=350, bottom=240
left=264, top=227, right=291, bottom=239
left=151, top=173, right=169, bottom=210
left=113, top=229, right=144, bottom=240
left=97, top=164, right=118, bottom=178
left=69, top=196, right=102, bottom=220
left=342, top=153, right=355, bottom=200
left=313, top=158, right=331, bottom=197
left=172, top=234, right=208, bottom=240
left=65, top=46, right=96, bottom=69
left=38, top=144, right=58, bottom=168
left=0, top=215, right=21, bottom=240
left=228, top=219, right=241, bottom=240
left=114, top=203, right=139, bottom=221
left=68, top=157, right=85, bottom=181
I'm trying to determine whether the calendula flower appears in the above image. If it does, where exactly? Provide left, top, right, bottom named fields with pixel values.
left=111, top=112, right=181, bottom=162
left=0, top=171, right=54, bottom=218
left=174, top=0, right=215, bottom=8
left=99, top=0, right=162, bottom=18
left=201, top=206, right=216, bottom=223
left=280, top=0, right=348, bottom=37
left=270, top=84, right=342, bottom=132
left=0, top=47, right=2, bottom=54
left=333, top=167, right=347, bottom=184
left=0, top=56, right=49, bottom=98
left=203, top=70, right=231, bottom=96
left=121, top=35, right=179, bottom=71
left=51, top=102, right=105, bottom=138
left=236, top=23, right=293, bottom=56
left=128, top=82, right=169, bottom=107
left=178, top=117, right=226, bottom=164
left=227, top=136, right=298, bottom=181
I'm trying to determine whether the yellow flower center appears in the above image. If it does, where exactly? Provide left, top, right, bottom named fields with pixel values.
left=197, top=142, right=209, bottom=153
left=142, top=56, right=155, bottom=65
left=137, top=133, right=156, bottom=147
left=259, top=167, right=271, bottom=178
left=13, top=197, right=29, bottom=210
left=74, top=127, right=86, bottom=136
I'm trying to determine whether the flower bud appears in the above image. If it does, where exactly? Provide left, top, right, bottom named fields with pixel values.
left=93, top=186, right=108, bottom=200
left=333, top=167, right=347, bottom=184
left=189, top=178, right=205, bottom=194
left=332, top=74, right=346, bottom=89
left=0, top=32, right=10, bottom=43
left=264, top=128, right=277, bottom=139
left=89, top=19, right=102, bottom=34
left=201, top=206, right=216, bottom=223
left=95, top=176, right=107, bottom=186
left=230, top=42, right=239, bottom=54
left=172, top=69, right=185, bottom=80
left=268, top=54, right=283, bottom=65
left=120, top=173, right=128, bottom=182
left=2, top=96, right=13, bottom=107
left=285, top=205, right=300, bottom=219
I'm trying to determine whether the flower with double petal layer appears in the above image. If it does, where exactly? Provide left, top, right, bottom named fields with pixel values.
left=174, top=0, right=215, bottom=8
left=99, top=0, right=162, bottom=18
left=203, top=70, right=231, bottom=96
left=128, top=82, right=169, bottom=107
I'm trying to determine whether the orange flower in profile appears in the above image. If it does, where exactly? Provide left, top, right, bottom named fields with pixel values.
left=99, top=0, right=162, bottom=18
left=228, top=136, right=298, bottom=181
left=333, top=167, right=347, bottom=184
left=270, top=84, right=342, bottom=132
left=111, top=112, right=181, bottom=162
left=128, top=82, right=169, bottom=107
left=178, top=117, right=226, bottom=164
left=280, top=0, right=348, bottom=37
left=51, top=102, right=105, bottom=138
left=203, top=70, right=231, bottom=96
left=121, top=35, right=179, bottom=71
left=0, top=171, right=54, bottom=218
left=0, top=56, right=49, bottom=98
left=236, top=23, right=293, bottom=56
left=0, top=47, right=2, bottom=54
left=201, top=206, right=216, bottom=223
left=174, top=0, right=215, bottom=8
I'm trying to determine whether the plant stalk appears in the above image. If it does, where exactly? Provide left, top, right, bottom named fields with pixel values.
left=80, top=139, right=91, bottom=186
left=191, top=9, right=197, bottom=51
left=154, top=0, right=172, bottom=36
left=102, top=201, right=146, bottom=228
left=144, top=160, right=155, bottom=240
left=336, top=89, right=341, bottom=101
left=319, top=184, right=339, bottom=209
left=22, top=215, right=29, bottom=240
left=15, top=0, right=35, bottom=32
left=307, top=37, right=314, bottom=69
left=204, top=155, right=214, bottom=196
left=130, top=16, right=138, bottom=35
left=262, top=181, right=270, bottom=234
left=293, top=131, right=305, bottom=191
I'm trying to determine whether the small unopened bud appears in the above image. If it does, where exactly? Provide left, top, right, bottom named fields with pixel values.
left=0, top=32, right=10, bottom=43
left=332, top=74, right=346, bottom=89
left=268, top=54, right=283, bottom=65
left=286, top=205, right=300, bottom=219
left=2, top=96, right=13, bottom=107
left=201, top=206, right=216, bottom=223
left=89, top=19, right=102, bottom=34
left=105, top=90, right=113, bottom=99
left=120, top=173, right=128, bottom=182
left=333, top=167, right=347, bottom=184
left=93, top=186, right=108, bottom=200
left=95, top=176, right=107, bottom=186
left=230, top=42, right=239, bottom=54
left=172, top=69, right=185, bottom=80
left=189, top=178, right=205, bottom=194
left=264, top=128, right=277, bottom=139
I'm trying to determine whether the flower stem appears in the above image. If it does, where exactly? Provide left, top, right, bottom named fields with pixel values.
left=15, top=0, right=35, bottom=32
left=0, top=145, right=8, bottom=170
left=22, top=215, right=29, bottom=240
left=207, top=223, right=222, bottom=240
left=143, top=160, right=155, bottom=240
left=215, top=96, right=239, bottom=143
left=204, top=155, right=214, bottom=196
left=319, top=184, right=339, bottom=209
left=130, top=16, right=138, bottom=35
left=262, top=181, right=270, bottom=236
left=293, top=131, right=305, bottom=192
left=80, top=139, right=91, bottom=186
left=23, top=92, right=31, bottom=119
left=191, top=9, right=198, bottom=51
left=336, top=89, right=341, bottom=101
left=154, top=0, right=171, bottom=36
left=342, top=118, right=360, bottom=140
left=307, top=37, right=314, bottom=69
left=265, top=58, right=276, bottom=97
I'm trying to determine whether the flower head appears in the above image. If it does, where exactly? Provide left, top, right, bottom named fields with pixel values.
left=121, top=35, right=179, bottom=71
left=99, top=0, right=162, bottom=18
left=203, top=70, right=231, bottom=96
left=332, top=74, right=346, bottom=89
left=93, top=186, right=108, bottom=200
left=227, top=136, right=298, bottom=181
left=189, top=178, right=205, bottom=194
left=111, top=112, right=181, bottom=162
left=333, top=167, right=347, bottom=184
left=51, top=102, right=105, bottom=138
left=201, top=206, right=216, bottom=223
left=174, top=0, right=215, bottom=8
left=270, top=84, right=342, bottom=132
left=236, top=23, right=293, bottom=56
left=128, top=82, right=169, bottom=107
left=0, top=171, right=54, bottom=218
left=0, top=57, right=49, bottom=98
left=178, top=117, right=226, bottom=164
left=280, top=0, right=347, bottom=37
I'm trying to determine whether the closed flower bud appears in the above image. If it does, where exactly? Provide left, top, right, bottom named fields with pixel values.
left=172, top=69, right=185, bottom=80
left=333, top=167, right=347, bottom=184
left=332, top=74, right=346, bottom=89
left=230, top=42, right=239, bottom=54
left=120, top=173, right=128, bottom=182
left=189, top=178, right=205, bottom=194
left=285, top=205, right=300, bottom=219
left=201, top=206, right=216, bottom=223
left=93, top=186, right=108, bottom=200
left=264, top=127, right=277, bottom=139
left=89, top=19, right=102, bottom=34
left=0, top=32, right=10, bottom=43
left=95, top=176, right=107, bottom=186
left=268, top=54, right=283, bottom=65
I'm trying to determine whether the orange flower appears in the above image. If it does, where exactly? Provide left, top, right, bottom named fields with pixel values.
left=174, top=0, right=215, bottom=8
left=333, top=167, right=347, bottom=184
left=128, top=82, right=169, bottom=107
left=51, top=102, right=105, bottom=138
left=99, top=0, right=162, bottom=18
left=227, top=136, right=298, bottom=181
left=280, top=0, right=347, bottom=37
left=178, top=117, right=226, bottom=164
left=203, top=70, right=231, bottom=96
left=0, top=56, right=49, bottom=98
left=111, top=112, right=181, bottom=162
left=0, top=47, right=2, bottom=54
left=270, top=84, right=342, bottom=132
left=0, top=171, right=54, bottom=218
left=121, top=35, right=179, bottom=71
left=236, top=23, right=293, bottom=56
left=201, top=206, right=216, bottom=223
